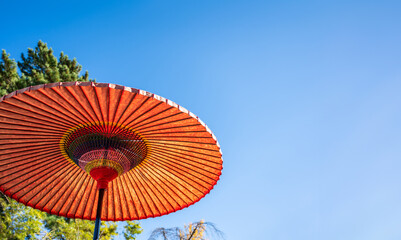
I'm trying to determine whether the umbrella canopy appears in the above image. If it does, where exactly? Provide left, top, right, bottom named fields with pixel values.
left=0, top=82, right=222, bottom=221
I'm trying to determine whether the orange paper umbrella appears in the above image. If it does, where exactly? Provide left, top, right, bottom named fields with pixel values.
left=0, top=82, right=222, bottom=239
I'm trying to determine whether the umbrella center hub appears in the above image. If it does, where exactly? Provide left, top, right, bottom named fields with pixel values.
left=60, top=122, right=148, bottom=186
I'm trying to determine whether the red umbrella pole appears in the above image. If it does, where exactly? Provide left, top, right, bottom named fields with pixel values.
left=93, top=188, right=105, bottom=240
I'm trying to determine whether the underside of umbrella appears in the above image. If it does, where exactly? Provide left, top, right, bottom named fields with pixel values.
left=0, top=82, right=223, bottom=225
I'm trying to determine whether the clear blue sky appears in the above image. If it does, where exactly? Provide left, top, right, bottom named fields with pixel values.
left=2, top=0, right=401, bottom=239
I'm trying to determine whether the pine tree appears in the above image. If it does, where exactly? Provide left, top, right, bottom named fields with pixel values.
left=0, top=50, right=19, bottom=96
left=0, top=40, right=92, bottom=96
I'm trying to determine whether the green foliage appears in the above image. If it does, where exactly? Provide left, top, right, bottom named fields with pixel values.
left=0, top=193, right=120, bottom=239
left=124, top=221, right=143, bottom=240
left=0, top=194, right=120, bottom=240
left=44, top=214, right=118, bottom=240
left=0, top=50, right=19, bottom=96
left=0, top=40, right=92, bottom=96
left=0, top=193, right=45, bottom=240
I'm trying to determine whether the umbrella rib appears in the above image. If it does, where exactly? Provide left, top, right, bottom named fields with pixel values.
left=148, top=139, right=218, bottom=146
left=28, top=163, right=79, bottom=211
left=102, top=182, right=109, bottom=220
left=0, top=139, right=59, bottom=146
left=0, top=153, right=66, bottom=184
left=79, top=179, right=95, bottom=220
left=64, top=86, right=97, bottom=124
left=129, top=112, right=183, bottom=131
left=75, top=176, right=95, bottom=219
left=147, top=158, right=218, bottom=184
left=151, top=145, right=220, bottom=163
left=110, top=88, right=123, bottom=123
left=50, top=169, right=86, bottom=216
left=86, top=179, right=98, bottom=220
left=119, top=174, right=142, bottom=219
left=141, top=131, right=214, bottom=140
left=112, top=180, right=122, bottom=221
left=109, top=89, right=125, bottom=135
left=113, top=92, right=138, bottom=127
left=0, top=143, right=59, bottom=154
left=78, top=85, right=102, bottom=124
left=138, top=123, right=201, bottom=134
left=131, top=165, right=173, bottom=215
left=0, top=145, right=59, bottom=156
left=117, top=175, right=136, bottom=220
left=23, top=91, right=84, bottom=126
left=143, top=157, right=203, bottom=202
left=40, top=88, right=90, bottom=124
left=123, top=101, right=163, bottom=128
left=141, top=160, right=195, bottom=208
left=131, top=115, right=190, bottom=132
left=93, top=85, right=106, bottom=124
left=107, top=179, right=114, bottom=220
left=0, top=149, right=61, bottom=172
left=0, top=107, right=71, bottom=130
left=127, top=105, right=175, bottom=130
left=146, top=155, right=211, bottom=191
left=0, top=135, right=59, bottom=140
left=141, top=130, right=207, bottom=136
left=0, top=109, right=73, bottom=131
left=152, top=151, right=220, bottom=180
left=54, top=87, right=96, bottom=123
left=107, top=87, right=111, bottom=123
left=113, top=179, right=124, bottom=220
left=107, top=96, right=148, bottom=138
left=114, top=175, right=130, bottom=220
left=0, top=122, right=65, bottom=134
left=130, top=169, right=162, bottom=217
left=125, top=170, right=155, bottom=218
left=37, top=164, right=82, bottom=215
left=56, top=170, right=88, bottom=216
left=0, top=142, right=61, bottom=151
left=144, top=129, right=210, bottom=135
left=0, top=146, right=59, bottom=162
left=136, top=162, right=185, bottom=211
left=6, top=96, right=78, bottom=128
left=149, top=141, right=221, bottom=154
left=146, top=135, right=214, bottom=139
left=65, top=173, right=91, bottom=218
left=149, top=143, right=222, bottom=161
left=3, top=158, right=70, bottom=200
left=0, top=126, right=61, bottom=136
left=0, top=140, right=59, bottom=148
left=147, top=154, right=214, bottom=191
left=150, top=149, right=222, bottom=175
left=118, top=97, right=150, bottom=127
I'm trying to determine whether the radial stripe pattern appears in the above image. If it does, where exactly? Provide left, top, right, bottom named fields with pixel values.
left=0, top=82, right=222, bottom=221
